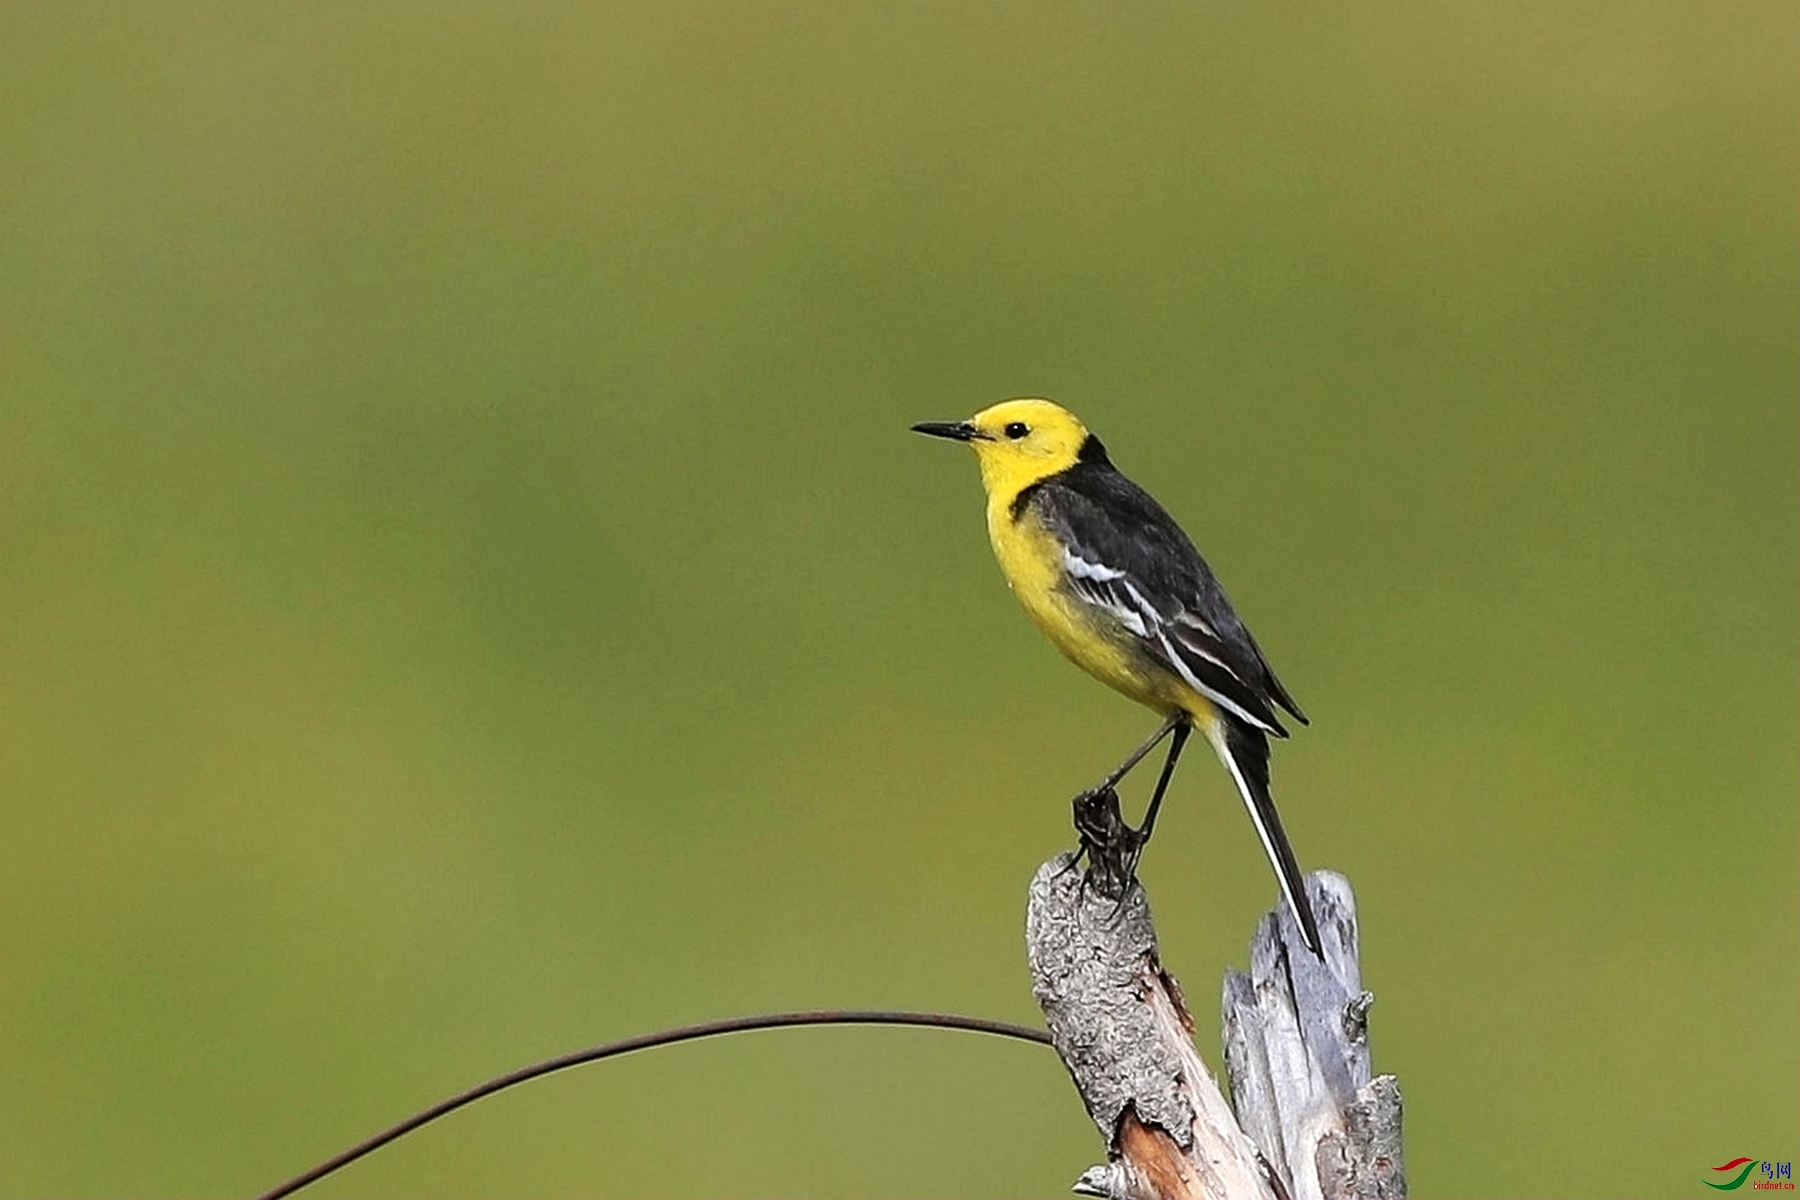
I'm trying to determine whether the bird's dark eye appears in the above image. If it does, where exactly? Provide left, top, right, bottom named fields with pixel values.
left=1004, top=422, right=1030, bottom=440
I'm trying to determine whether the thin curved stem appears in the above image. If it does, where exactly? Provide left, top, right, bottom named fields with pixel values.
left=252, top=1009, right=1053, bottom=1200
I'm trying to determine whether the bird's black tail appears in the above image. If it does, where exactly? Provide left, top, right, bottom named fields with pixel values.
left=1208, top=717, right=1322, bottom=958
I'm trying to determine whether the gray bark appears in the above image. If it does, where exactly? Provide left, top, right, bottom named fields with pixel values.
left=1027, top=855, right=1276, bottom=1200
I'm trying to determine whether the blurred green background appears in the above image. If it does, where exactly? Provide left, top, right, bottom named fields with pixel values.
left=1, top=3, right=1794, bottom=1197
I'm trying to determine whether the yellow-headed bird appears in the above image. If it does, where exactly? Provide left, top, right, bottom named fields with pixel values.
left=913, top=398, right=1321, bottom=955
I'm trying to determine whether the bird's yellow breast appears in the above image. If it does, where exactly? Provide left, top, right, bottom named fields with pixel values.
left=984, top=492, right=1187, bottom=715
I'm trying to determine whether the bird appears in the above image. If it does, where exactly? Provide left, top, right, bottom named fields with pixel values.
left=911, top=397, right=1321, bottom=956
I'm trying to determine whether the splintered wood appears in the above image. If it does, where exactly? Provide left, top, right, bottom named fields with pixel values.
left=1222, top=873, right=1404, bottom=1200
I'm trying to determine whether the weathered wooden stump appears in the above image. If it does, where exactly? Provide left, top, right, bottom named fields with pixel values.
left=1025, top=802, right=1403, bottom=1200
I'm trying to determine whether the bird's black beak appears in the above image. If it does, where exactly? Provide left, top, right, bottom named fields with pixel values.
left=911, top=420, right=987, bottom=442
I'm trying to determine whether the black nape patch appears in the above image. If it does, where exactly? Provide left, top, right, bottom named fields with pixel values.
left=1077, top=434, right=1110, bottom=465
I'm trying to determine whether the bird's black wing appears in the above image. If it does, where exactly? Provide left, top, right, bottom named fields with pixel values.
left=1022, top=445, right=1307, bottom=736
left=1022, top=438, right=1322, bottom=955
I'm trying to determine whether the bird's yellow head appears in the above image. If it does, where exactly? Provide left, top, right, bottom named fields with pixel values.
left=911, top=398, right=1099, bottom=498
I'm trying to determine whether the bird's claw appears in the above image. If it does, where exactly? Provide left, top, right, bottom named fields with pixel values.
left=1068, top=785, right=1147, bottom=908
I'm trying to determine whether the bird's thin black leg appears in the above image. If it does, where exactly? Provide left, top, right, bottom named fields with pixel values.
left=1135, top=718, right=1191, bottom=844
left=1118, top=718, right=1192, bottom=888
left=1090, top=711, right=1184, bottom=794
left=1065, top=712, right=1187, bottom=907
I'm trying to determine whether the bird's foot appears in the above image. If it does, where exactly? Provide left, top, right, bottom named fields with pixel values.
left=1068, top=785, right=1147, bottom=909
